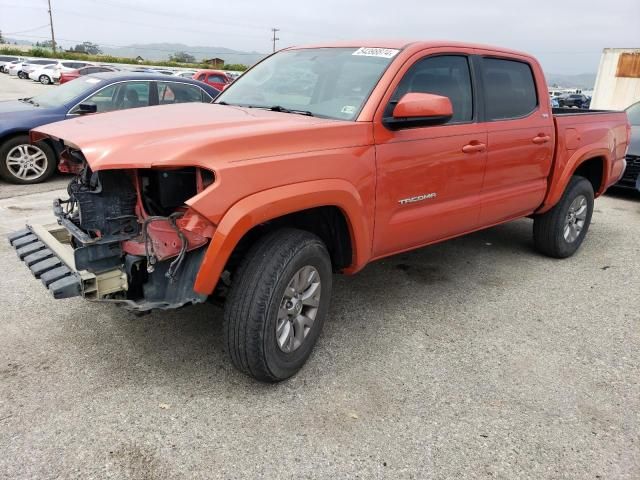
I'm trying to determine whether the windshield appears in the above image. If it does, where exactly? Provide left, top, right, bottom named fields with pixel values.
left=215, top=47, right=399, bottom=120
left=626, top=101, right=640, bottom=126
left=29, top=77, right=104, bottom=108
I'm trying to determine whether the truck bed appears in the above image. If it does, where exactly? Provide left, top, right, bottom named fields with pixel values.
left=539, top=108, right=630, bottom=212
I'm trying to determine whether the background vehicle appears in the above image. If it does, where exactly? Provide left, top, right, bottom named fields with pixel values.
left=0, top=55, right=25, bottom=73
left=8, top=59, right=35, bottom=77
left=10, top=41, right=629, bottom=382
left=193, top=69, right=231, bottom=90
left=59, top=66, right=117, bottom=84
left=559, top=93, right=589, bottom=108
left=550, top=96, right=560, bottom=108
left=617, top=100, right=640, bottom=189
left=28, top=64, right=58, bottom=85
left=174, top=70, right=197, bottom=78
left=20, top=59, right=61, bottom=79
left=0, top=73, right=219, bottom=184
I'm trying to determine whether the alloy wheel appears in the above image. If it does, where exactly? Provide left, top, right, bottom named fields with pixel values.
left=276, top=265, right=322, bottom=353
left=563, top=194, right=588, bottom=243
left=5, top=144, right=49, bottom=182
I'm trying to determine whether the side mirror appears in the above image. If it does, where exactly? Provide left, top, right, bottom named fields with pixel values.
left=383, top=92, right=453, bottom=130
left=76, top=103, right=97, bottom=115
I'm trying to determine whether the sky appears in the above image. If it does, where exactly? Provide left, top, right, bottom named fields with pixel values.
left=1, top=0, right=639, bottom=74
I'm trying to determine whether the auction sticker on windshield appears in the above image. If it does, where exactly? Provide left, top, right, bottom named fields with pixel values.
left=352, top=47, right=400, bottom=58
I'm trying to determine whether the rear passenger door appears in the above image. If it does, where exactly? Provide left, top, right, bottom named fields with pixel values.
left=478, top=57, right=554, bottom=224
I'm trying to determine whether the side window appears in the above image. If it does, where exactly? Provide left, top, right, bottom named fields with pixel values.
left=482, top=58, right=538, bottom=120
left=197, top=74, right=206, bottom=81
left=158, top=82, right=204, bottom=104
left=389, top=55, right=473, bottom=123
left=71, top=84, right=119, bottom=113
left=119, top=82, right=151, bottom=109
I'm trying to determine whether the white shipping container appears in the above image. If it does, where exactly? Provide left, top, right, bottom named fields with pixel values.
left=591, top=48, right=640, bottom=110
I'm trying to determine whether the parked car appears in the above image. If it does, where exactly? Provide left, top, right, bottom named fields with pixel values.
left=59, top=65, right=118, bottom=84
left=8, top=59, right=35, bottom=78
left=20, top=59, right=61, bottom=79
left=2, top=60, right=22, bottom=74
left=50, top=60, right=96, bottom=83
left=28, top=64, right=58, bottom=85
left=0, top=73, right=219, bottom=184
left=559, top=94, right=589, bottom=108
left=174, top=70, right=197, bottom=78
left=10, top=41, right=630, bottom=382
left=152, top=69, right=175, bottom=76
left=193, top=69, right=231, bottom=90
left=617, top=100, right=640, bottom=190
left=0, top=55, right=26, bottom=73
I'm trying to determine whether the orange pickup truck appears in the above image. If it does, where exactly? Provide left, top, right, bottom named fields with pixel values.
left=9, top=41, right=630, bottom=381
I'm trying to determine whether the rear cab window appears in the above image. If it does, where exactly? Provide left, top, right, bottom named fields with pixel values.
left=481, top=58, right=538, bottom=120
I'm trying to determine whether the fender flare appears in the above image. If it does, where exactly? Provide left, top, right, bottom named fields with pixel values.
left=193, top=179, right=372, bottom=295
left=538, top=147, right=612, bottom=214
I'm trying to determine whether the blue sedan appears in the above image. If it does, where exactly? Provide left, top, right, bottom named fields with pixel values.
left=0, top=73, right=219, bottom=184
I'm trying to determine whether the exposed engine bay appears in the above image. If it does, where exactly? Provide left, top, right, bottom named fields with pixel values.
left=50, top=157, right=215, bottom=311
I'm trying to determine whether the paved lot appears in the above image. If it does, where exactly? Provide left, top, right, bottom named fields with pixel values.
left=0, top=73, right=639, bottom=479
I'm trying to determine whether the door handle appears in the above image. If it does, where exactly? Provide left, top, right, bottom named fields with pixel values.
left=462, top=142, right=486, bottom=154
left=532, top=135, right=551, bottom=144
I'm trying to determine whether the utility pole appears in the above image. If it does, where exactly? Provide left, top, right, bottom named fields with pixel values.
left=271, top=28, right=279, bottom=53
left=47, top=0, right=57, bottom=52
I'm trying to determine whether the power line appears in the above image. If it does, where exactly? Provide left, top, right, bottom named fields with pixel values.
left=3, top=24, right=50, bottom=35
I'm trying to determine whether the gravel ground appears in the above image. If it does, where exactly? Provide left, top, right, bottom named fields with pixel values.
left=0, top=73, right=639, bottom=479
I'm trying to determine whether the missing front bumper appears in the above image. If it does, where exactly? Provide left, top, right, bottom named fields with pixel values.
left=8, top=224, right=128, bottom=300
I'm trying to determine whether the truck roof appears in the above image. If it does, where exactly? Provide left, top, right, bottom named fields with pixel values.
left=286, top=40, right=533, bottom=59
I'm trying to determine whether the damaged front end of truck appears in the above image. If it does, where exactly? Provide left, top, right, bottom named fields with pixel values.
left=8, top=144, right=216, bottom=312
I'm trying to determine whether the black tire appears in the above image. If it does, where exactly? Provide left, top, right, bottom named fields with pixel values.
left=224, top=228, right=333, bottom=382
left=0, top=135, right=57, bottom=184
left=17, top=71, right=26, bottom=79
left=533, top=176, right=594, bottom=258
left=39, top=75, right=51, bottom=85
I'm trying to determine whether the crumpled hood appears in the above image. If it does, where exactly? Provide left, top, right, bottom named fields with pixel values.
left=32, top=103, right=371, bottom=171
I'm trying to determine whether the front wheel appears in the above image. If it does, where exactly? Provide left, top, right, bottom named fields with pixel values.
left=17, top=71, right=26, bottom=79
left=224, top=228, right=332, bottom=382
left=0, top=135, right=57, bottom=184
left=533, top=176, right=594, bottom=258
left=39, top=75, right=51, bottom=85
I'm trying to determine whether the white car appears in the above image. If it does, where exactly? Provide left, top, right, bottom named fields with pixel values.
left=0, top=55, right=26, bottom=73
left=19, top=59, right=61, bottom=79
left=47, top=60, right=95, bottom=83
left=29, top=64, right=58, bottom=85
left=8, top=60, right=33, bottom=77
left=174, top=70, right=197, bottom=78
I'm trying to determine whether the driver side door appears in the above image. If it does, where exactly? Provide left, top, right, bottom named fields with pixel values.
left=372, top=53, right=487, bottom=257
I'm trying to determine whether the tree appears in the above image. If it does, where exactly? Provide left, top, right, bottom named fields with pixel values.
left=35, top=40, right=54, bottom=48
left=170, top=51, right=196, bottom=63
left=0, top=30, right=5, bottom=44
left=73, top=42, right=102, bottom=55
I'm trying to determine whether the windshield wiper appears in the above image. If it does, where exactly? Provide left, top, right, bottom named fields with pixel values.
left=266, top=105, right=314, bottom=116
left=241, top=104, right=314, bottom=117
left=19, top=98, right=39, bottom=107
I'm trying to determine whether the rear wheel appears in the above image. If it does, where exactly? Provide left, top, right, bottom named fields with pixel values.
left=0, top=135, right=57, bottom=184
left=533, top=176, right=594, bottom=258
left=39, top=75, right=51, bottom=85
left=17, top=71, right=26, bottom=79
left=224, top=228, right=332, bottom=382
